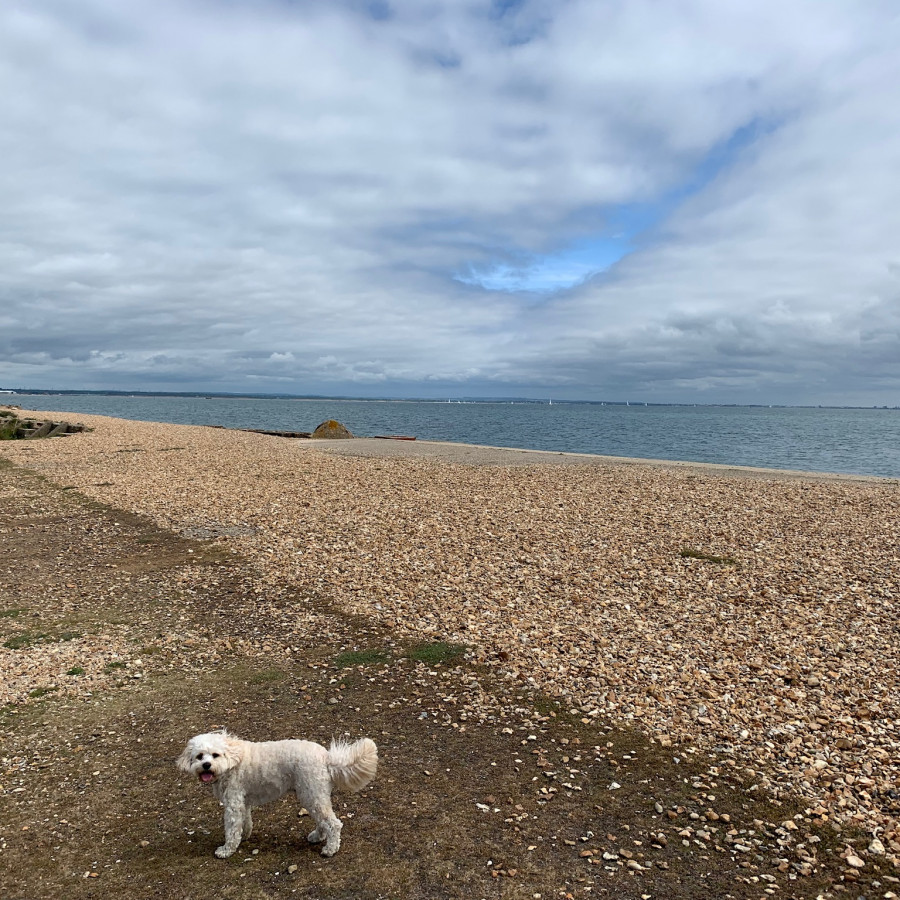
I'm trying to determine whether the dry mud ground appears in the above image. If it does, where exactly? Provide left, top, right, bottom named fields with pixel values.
left=1, top=411, right=900, bottom=899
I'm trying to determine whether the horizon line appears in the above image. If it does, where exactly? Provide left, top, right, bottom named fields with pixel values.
left=4, top=388, right=898, bottom=411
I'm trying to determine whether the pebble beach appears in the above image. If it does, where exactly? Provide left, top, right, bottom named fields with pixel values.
left=2, top=408, right=899, bottom=861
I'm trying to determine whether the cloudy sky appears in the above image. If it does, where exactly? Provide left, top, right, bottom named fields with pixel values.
left=2, top=0, right=899, bottom=404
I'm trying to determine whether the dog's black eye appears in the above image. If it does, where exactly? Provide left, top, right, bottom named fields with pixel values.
left=212, top=753, right=220, bottom=758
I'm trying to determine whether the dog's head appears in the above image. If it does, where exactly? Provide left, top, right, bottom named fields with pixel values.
left=176, top=732, right=243, bottom=785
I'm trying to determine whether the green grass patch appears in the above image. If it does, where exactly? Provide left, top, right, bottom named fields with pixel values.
left=29, top=686, right=58, bottom=699
left=248, top=668, right=286, bottom=684
left=104, top=660, right=127, bottom=672
left=407, top=641, right=467, bottom=665
left=0, top=608, right=25, bottom=618
left=2, top=628, right=79, bottom=649
left=679, top=548, right=738, bottom=566
left=4, top=631, right=51, bottom=650
left=66, top=666, right=85, bottom=676
left=334, top=648, right=391, bottom=668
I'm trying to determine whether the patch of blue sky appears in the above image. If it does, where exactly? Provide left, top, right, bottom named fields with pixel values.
left=491, top=0, right=526, bottom=14
left=457, top=236, right=633, bottom=294
left=489, top=0, right=551, bottom=46
left=277, top=0, right=391, bottom=21
left=363, top=0, right=392, bottom=21
left=459, top=117, right=776, bottom=294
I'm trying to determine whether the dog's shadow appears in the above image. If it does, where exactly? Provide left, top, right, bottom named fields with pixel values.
left=172, top=807, right=342, bottom=863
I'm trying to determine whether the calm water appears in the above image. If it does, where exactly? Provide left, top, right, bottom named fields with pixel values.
left=11, top=394, right=900, bottom=478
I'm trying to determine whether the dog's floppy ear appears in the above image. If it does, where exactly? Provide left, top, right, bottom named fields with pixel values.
left=222, top=734, right=244, bottom=767
left=176, top=741, right=195, bottom=774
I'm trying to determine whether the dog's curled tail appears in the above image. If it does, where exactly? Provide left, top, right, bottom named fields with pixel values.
left=328, top=738, right=378, bottom=793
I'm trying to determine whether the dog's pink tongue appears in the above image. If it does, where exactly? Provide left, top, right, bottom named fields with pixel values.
left=200, top=772, right=214, bottom=783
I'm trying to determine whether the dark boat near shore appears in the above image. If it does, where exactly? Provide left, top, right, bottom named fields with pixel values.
left=242, top=428, right=312, bottom=438
left=242, top=429, right=416, bottom=441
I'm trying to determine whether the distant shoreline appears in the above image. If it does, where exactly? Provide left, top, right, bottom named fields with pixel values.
left=4, top=390, right=899, bottom=411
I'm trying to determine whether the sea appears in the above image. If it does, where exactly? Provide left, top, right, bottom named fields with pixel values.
left=9, top=394, right=900, bottom=479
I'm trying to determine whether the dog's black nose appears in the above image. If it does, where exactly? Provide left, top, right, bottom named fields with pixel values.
left=202, top=761, right=212, bottom=770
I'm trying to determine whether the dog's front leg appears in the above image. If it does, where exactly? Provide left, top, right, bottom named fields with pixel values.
left=216, top=802, right=245, bottom=858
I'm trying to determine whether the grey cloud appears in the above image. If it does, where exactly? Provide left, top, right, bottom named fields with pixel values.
left=1, top=0, right=899, bottom=402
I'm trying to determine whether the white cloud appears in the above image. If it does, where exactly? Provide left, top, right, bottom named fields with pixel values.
left=0, top=0, right=898, bottom=403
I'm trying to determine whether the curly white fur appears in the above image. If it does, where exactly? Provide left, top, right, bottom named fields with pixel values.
left=176, top=731, right=378, bottom=858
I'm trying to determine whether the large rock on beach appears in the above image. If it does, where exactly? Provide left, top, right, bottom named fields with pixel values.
left=310, top=419, right=354, bottom=439
left=0, top=409, right=86, bottom=440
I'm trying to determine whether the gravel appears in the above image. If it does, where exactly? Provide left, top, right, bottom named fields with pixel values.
left=3, top=408, right=899, bottom=864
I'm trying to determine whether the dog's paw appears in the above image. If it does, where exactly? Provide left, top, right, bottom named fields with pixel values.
left=307, top=828, right=322, bottom=844
left=320, top=842, right=340, bottom=857
left=215, top=845, right=234, bottom=858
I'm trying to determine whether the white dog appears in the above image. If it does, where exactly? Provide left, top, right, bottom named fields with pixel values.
left=177, top=731, right=378, bottom=858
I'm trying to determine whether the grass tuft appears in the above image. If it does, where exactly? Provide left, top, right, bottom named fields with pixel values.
left=407, top=641, right=467, bottom=665
left=3, top=629, right=80, bottom=649
left=4, top=631, right=50, bottom=650
left=66, top=666, right=85, bottom=676
left=29, top=686, right=58, bottom=699
left=334, top=648, right=390, bottom=668
left=679, top=548, right=738, bottom=566
left=248, top=668, right=285, bottom=684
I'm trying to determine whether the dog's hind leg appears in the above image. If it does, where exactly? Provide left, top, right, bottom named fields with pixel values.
left=242, top=807, right=253, bottom=839
left=318, top=817, right=342, bottom=857
left=306, top=799, right=342, bottom=856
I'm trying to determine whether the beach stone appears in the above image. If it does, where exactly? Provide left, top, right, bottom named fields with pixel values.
left=27, top=421, right=54, bottom=439
left=311, top=419, right=354, bottom=439
left=0, top=412, right=85, bottom=439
